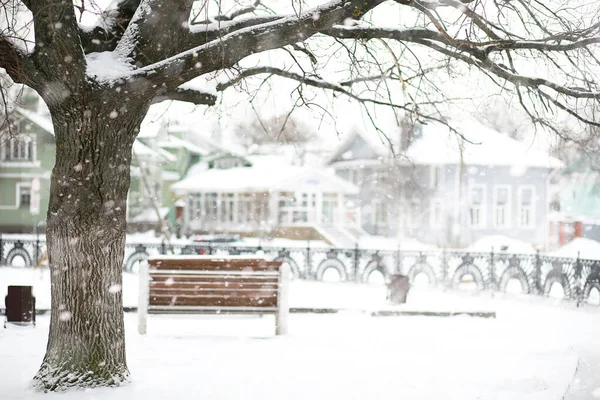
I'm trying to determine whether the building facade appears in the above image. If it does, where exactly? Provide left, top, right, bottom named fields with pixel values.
left=327, top=119, right=563, bottom=248
left=171, top=154, right=361, bottom=246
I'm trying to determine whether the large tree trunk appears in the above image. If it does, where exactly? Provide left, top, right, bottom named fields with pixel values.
left=33, top=99, right=146, bottom=391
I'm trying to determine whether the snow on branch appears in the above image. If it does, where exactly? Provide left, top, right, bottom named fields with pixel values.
left=0, top=37, right=36, bottom=85
left=131, top=0, right=387, bottom=91
left=79, top=0, right=142, bottom=53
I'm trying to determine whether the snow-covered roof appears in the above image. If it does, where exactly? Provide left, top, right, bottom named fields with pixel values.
left=133, top=140, right=176, bottom=162
left=326, top=129, right=394, bottom=165
left=14, top=107, right=171, bottom=163
left=14, top=107, right=54, bottom=135
left=328, top=119, right=563, bottom=169
left=154, top=135, right=211, bottom=155
left=406, top=120, right=563, bottom=168
left=172, top=165, right=359, bottom=194
left=163, top=170, right=181, bottom=181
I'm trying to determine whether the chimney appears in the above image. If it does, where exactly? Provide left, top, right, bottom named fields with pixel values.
left=574, top=221, right=583, bottom=238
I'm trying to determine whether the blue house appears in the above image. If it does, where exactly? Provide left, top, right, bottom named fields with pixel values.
left=326, top=119, right=563, bottom=248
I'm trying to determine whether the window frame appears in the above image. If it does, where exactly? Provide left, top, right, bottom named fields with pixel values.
left=1, top=135, right=36, bottom=163
left=468, top=184, right=487, bottom=229
left=429, top=200, right=443, bottom=229
left=16, top=182, right=32, bottom=210
left=493, top=184, right=512, bottom=229
left=517, top=185, right=536, bottom=229
left=429, top=165, right=444, bottom=189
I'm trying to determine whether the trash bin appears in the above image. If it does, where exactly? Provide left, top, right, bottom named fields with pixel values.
left=4, top=285, right=36, bottom=328
left=387, top=275, right=410, bottom=304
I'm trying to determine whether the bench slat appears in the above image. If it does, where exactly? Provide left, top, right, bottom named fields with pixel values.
left=149, top=270, right=280, bottom=277
left=148, top=306, right=278, bottom=314
left=149, top=281, right=279, bottom=289
left=150, top=287, right=278, bottom=294
left=150, top=258, right=281, bottom=272
left=149, top=296, right=278, bottom=307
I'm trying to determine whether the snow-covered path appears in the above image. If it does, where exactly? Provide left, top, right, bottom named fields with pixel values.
left=2, top=296, right=600, bottom=400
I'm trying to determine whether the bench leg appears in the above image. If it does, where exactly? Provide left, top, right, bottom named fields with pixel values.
left=276, top=263, right=290, bottom=335
left=138, top=261, right=149, bottom=335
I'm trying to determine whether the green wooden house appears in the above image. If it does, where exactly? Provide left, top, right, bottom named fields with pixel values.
left=0, top=93, right=212, bottom=233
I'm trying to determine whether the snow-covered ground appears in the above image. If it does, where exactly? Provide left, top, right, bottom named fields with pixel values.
left=466, top=235, right=537, bottom=254
left=550, top=237, right=600, bottom=260
left=2, top=293, right=600, bottom=399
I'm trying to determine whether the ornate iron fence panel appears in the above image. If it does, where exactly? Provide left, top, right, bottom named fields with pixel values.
left=2, top=233, right=600, bottom=306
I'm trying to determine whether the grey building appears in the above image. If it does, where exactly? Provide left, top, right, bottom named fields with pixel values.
left=327, top=119, right=563, bottom=248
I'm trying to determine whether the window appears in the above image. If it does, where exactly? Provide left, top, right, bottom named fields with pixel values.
left=374, top=200, right=387, bottom=226
left=429, top=165, right=444, bottom=189
left=346, top=169, right=362, bottom=185
left=238, top=193, right=256, bottom=224
left=188, top=194, right=201, bottom=221
left=469, top=186, right=485, bottom=228
left=405, top=198, right=421, bottom=228
left=219, top=194, right=235, bottom=223
left=518, top=186, right=535, bottom=228
left=213, top=158, right=241, bottom=169
left=430, top=201, right=443, bottom=229
left=1, top=136, right=35, bottom=162
left=204, top=193, right=218, bottom=222
left=18, top=184, right=32, bottom=209
left=493, top=186, right=511, bottom=229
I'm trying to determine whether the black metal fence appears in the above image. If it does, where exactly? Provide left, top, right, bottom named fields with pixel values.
left=1, top=234, right=599, bottom=305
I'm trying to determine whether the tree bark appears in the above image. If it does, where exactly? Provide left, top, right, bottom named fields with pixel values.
left=33, top=96, right=147, bottom=391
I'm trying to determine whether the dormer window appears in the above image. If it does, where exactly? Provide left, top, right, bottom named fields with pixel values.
left=209, top=157, right=245, bottom=169
left=1, top=135, right=36, bottom=162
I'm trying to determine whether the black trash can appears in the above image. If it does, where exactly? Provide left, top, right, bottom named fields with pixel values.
left=4, top=285, right=36, bottom=328
left=387, top=275, right=410, bottom=304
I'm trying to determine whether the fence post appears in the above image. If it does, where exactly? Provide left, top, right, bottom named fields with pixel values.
left=34, top=233, right=40, bottom=267
left=305, top=241, right=311, bottom=280
left=354, top=243, right=360, bottom=283
left=489, top=247, right=495, bottom=290
left=534, top=250, right=542, bottom=295
left=441, top=248, right=448, bottom=289
left=575, top=251, right=582, bottom=306
left=160, top=240, right=166, bottom=255
left=396, top=243, right=402, bottom=275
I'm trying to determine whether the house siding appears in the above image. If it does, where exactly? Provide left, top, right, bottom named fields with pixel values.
left=332, top=159, right=553, bottom=248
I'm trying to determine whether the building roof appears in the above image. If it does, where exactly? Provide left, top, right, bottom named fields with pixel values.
left=15, top=106, right=172, bottom=162
left=171, top=165, right=359, bottom=194
left=14, top=107, right=54, bottom=135
left=132, top=140, right=176, bottom=162
left=154, top=135, right=211, bottom=155
left=328, top=119, right=563, bottom=169
left=405, top=119, right=563, bottom=168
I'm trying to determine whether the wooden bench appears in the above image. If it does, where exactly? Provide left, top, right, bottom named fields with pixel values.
left=138, top=255, right=290, bottom=335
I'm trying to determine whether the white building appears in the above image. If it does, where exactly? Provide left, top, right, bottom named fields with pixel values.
left=171, top=154, right=361, bottom=246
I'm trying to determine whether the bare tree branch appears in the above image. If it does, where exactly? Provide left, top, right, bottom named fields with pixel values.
left=152, top=86, right=217, bottom=105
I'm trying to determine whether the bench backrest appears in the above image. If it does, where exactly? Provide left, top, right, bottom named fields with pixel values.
left=146, top=257, right=283, bottom=310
